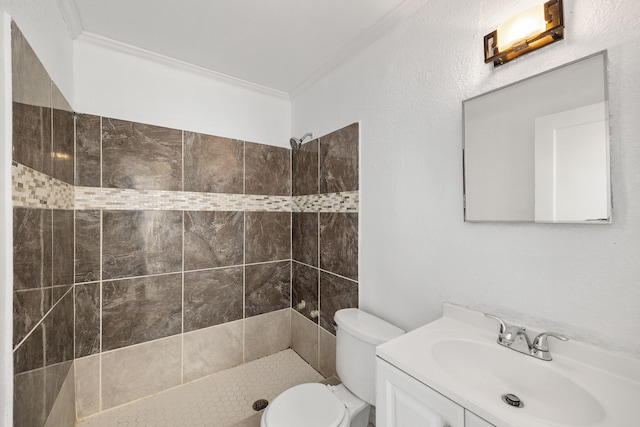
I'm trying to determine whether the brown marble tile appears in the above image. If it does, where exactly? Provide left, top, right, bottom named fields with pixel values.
left=52, top=210, right=74, bottom=287
left=75, top=282, right=100, bottom=358
left=319, top=271, right=358, bottom=334
left=245, top=261, right=291, bottom=318
left=13, top=288, right=51, bottom=347
left=319, top=123, right=359, bottom=194
left=102, top=118, right=182, bottom=190
left=184, top=132, right=244, bottom=194
left=292, top=262, right=318, bottom=322
left=102, top=210, right=183, bottom=280
left=52, top=285, right=72, bottom=304
left=245, top=142, right=291, bottom=196
left=51, top=107, right=75, bottom=185
left=13, top=208, right=52, bottom=290
left=12, top=102, right=52, bottom=175
left=320, top=212, right=358, bottom=280
left=102, top=274, right=182, bottom=351
left=44, top=290, right=74, bottom=366
left=14, top=323, right=44, bottom=374
left=292, top=139, right=318, bottom=196
left=184, top=211, right=243, bottom=271
left=75, top=210, right=100, bottom=283
left=11, top=22, right=51, bottom=108
left=75, top=114, right=101, bottom=187
left=245, top=211, right=291, bottom=264
left=292, top=212, right=318, bottom=266
left=14, top=368, right=46, bottom=427
left=184, top=267, right=243, bottom=332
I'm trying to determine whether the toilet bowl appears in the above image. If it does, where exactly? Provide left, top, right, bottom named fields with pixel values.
left=260, top=383, right=369, bottom=427
left=260, top=308, right=405, bottom=427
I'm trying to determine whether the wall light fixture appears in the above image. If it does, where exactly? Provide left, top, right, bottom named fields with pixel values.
left=484, top=0, right=564, bottom=66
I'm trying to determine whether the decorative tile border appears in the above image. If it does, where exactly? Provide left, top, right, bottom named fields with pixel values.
left=12, top=162, right=74, bottom=210
left=12, top=162, right=359, bottom=213
left=293, top=192, right=359, bottom=213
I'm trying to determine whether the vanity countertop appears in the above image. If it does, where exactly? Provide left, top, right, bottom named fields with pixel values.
left=376, top=304, right=640, bottom=427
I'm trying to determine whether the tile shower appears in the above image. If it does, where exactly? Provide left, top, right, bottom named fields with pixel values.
left=11, top=22, right=359, bottom=427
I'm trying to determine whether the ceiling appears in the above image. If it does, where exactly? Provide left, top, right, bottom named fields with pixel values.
left=62, top=0, right=426, bottom=95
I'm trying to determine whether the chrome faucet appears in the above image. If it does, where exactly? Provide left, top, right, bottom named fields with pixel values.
left=485, top=313, right=568, bottom=361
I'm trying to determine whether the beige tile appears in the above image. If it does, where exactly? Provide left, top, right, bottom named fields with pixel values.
left=101, top=335, right=181, bottom=410
left=319, top=326, right=337, bottom=378
left=44, top=365, right=75, bottom=427
left=183, top=320, right=243, bottom=383
left=11, top=21, right=51, bottom=107
left=74, top=354, right=100, bottom=420
left=291, top=309, right=319, bottom=370
left=244, top=309, right=291, bottom=362
left=230, top=412, right=262, bottom=427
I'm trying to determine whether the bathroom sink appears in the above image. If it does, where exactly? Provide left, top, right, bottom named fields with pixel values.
left=376, top=304, right=640, bottom=427
left=431, top=338, right=605, bottom=425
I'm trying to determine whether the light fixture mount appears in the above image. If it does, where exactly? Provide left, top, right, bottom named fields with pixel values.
left=484, top=0, right=564, bottom=67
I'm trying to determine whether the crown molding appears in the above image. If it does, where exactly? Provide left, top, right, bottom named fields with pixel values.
left=56, top=0, right=83, bottom=39
left=290, top=0, right=429, bottom=99
left=77, top=32, right=290, bottom=101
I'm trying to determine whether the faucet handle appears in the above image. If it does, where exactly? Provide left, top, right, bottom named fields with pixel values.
left=532, top=332, right=569, bottom=351
left=484, top=313, right=507, bottom=334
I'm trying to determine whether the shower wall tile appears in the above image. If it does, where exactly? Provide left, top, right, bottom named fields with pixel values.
left=319, top=327, right=337, bottom=377
left=44, top=290, right=74, bottom=366
left=13, top=207, right=52, bottom=290
left=52, top=209, right=74, bottom=287
left=44, top=360, right=73, bottom=418
left=102, top=274, right=182, bottom=351
left=13, top=102, right=52, bottom=175
left=51, top=107, right=75, bottom=185
left=13, top=288, right=51, bottom=346
left=292, top=212, right=318, bottom=266
left=320, top=212, right=358, bottom=280
left=292, top=139, right=318, bottom=196
left=183, top=320, right=243, bottom=383
left=14, top=367, right=47, bottom=427
left=14, top=323, right=44, bottom=374
left=102, top=118, right=182, bottom=191
left=245, top=261, right=291, bottom=318
left=102, top=210, right=183, bottom=280
left=75, top=283, right=100, bottom=358
left=292, top=262, right=318, bottom=322
left=319, top=123, right=359, bottom=194
left=184, top=211, right=244, bottom=271
left=184, top=267, right=243, bottom=332
left=44, top=364, right=75, bottom=427
left=76, top=114, right=101, bottom=187
left=11, top=21, right=51, bottom=108
left=245, top=211, right=291, bottom=263
left=245, top=142, right=291, bottom=196
left=101, top=335, right=182, bottom=410
left=75, top=210, right=101, bottom=283
left=244, top=309, right=291, bottom=362
left=291, top=310, right=319, bottom=370
left=319, top=271, right=358, bottom=335
left=184, top=132, right=244, bottom=194
left=74, top=354, right=100, bottom=419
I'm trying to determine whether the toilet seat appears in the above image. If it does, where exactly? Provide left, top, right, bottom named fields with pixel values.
left=262, top=383, right=348, bottom=427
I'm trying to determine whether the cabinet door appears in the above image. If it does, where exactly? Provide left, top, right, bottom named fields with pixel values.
left=465, top=410, right=495, bottom=427
left=376, top=358, right=465, bottom=427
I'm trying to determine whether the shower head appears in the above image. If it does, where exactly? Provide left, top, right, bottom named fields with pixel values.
left=290, top=132, right=313, bottom=150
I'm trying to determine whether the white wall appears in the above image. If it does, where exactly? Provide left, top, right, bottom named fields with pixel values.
left=292, top=0, right=640, bottom=357
left=74, top=39, right=292, bottom=148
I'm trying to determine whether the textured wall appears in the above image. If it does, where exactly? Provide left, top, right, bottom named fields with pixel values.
left=292, top=0, right=640, bottom=357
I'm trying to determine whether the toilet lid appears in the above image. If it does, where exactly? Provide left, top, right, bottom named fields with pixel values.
left=265, top=383, right=346, bottom=427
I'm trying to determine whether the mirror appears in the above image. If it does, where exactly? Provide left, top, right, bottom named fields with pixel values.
left=463, top=52, right=611, bottom=223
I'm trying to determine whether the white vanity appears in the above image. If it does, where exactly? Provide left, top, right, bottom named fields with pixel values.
left=375, top=304, right=640, bottom=427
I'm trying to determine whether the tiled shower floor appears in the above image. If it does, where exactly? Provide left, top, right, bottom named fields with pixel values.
left=76, top=349, right=324, bottom=427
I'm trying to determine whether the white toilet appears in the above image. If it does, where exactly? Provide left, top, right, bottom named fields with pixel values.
left=261, top=308, right=404, bottom=427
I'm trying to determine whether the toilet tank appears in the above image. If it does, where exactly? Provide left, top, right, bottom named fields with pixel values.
left=334, top=308, right=404, bottom=406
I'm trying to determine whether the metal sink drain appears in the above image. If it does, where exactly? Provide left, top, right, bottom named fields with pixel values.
left=252, top=399, right=269, bottom=411
left=501, top=393, right=524, bottom=408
